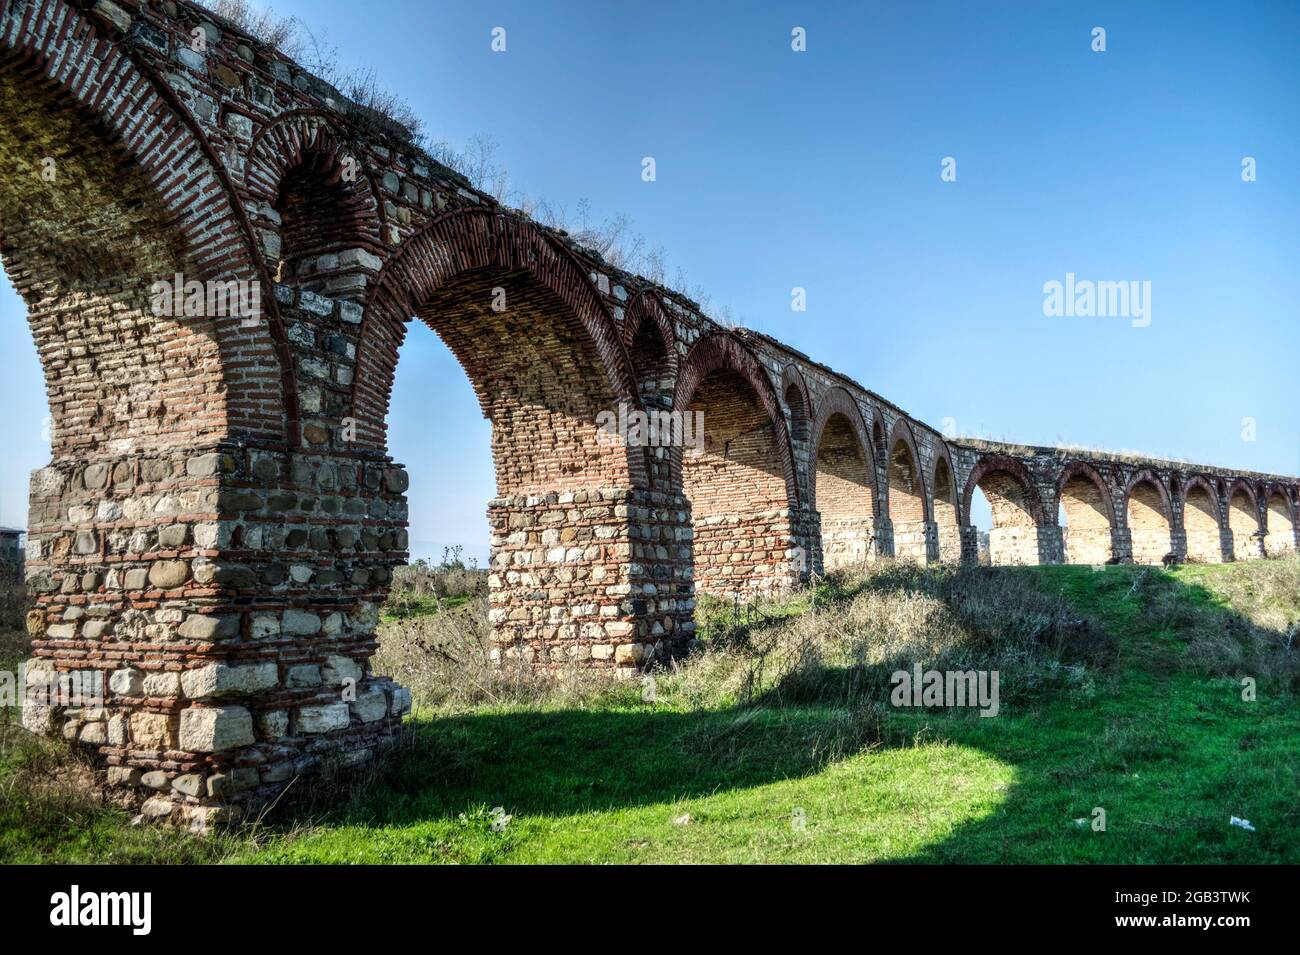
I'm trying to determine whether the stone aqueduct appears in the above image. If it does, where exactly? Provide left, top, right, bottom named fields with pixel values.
left=3, top=0, right=1296, bottom=824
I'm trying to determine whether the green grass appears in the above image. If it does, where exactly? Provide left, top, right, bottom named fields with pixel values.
left=3, top=561, right=1298, bottom=864
left=379, top=591, right=479, bottom=622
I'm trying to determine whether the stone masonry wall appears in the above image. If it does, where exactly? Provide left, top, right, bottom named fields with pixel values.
left=23, top=444, right=411, bottom=828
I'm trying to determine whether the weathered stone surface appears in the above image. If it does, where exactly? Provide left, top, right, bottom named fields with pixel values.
left=142, top=671, right=181, bottom=697
left=141, top=770, right=170, bottom=790
left=257, top=709, right=289, bottom=739
left=285, top=664, right=322, bottom=688
left=108, top=766, right=142, bottom=787
left=177, top=614, right=240, bottom=641
left=179, top=706, right=255, bottom=752
left=181, top=662, right=278, bottom=699
left=350, top=685, right=389, bottom=723
left=282, top=609, right=321, bottom=635
left=321, top=654, right=362, bottom=686
left=108, top=667, right=143, bottom=696
left=148, top=560, right=190, bottom=589
left=172, top=773, right=206, bottom=798
left=130, top=712, right=176, bottom=749
left=295, top=703, right=350, bottom=734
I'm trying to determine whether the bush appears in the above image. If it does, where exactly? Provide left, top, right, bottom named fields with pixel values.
left=384, top=548, right=488, bottom=620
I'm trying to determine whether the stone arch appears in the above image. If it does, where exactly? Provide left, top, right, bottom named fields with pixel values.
left=674, top=332, right=802, bottom=596
left=352, top=208, right=644, bottom=479
left=622, top=291, right=678, bottom=491
left=962, top=454, right=1047, bottom=565
left=347, top=208, right=671, bottom=662
left=931, top=445, right=961, bottom=563
left=809, top=387, right=877, bottom=570
left=244, top=111, right=385, bottom=292
left=1181, top=475, right=1224, bottom=563
left=886, top=418, right=930, bottom=561
left=623, top=291, right=677, bottom=395
left=0, top=0, right=291, bottom=450
left=1264, top=484, right=1297, bottom=556
left=780, top=365, right=812, bottom=503
left=780, top=365, right=812, bottom=448
left=1056, top=461, right=1114, bottom=564
left=1124, top=470, right=1173, bottom=565
left=673, top=333, right=798, bottom=502
left=1226, top=480, right=1262, bottom=560
left=871, top=415, right=887, bottom=468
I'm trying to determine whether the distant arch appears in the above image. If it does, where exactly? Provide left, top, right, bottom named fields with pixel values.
left=810, top=388, right=877, bottom=570
left=1056, top=461, right=1114, bottom=564
left=781, top=365, right=813, bottom=449
left=886, top=418, right=930, bottom=561
left=932, top=445, right=961, bottom=563
left=674, top=333, right=801, bottom=595
left=870, top=415, right=887, bottom=467
left=1264, top=484, right=1297, bottom=556
left=673, top=333, right=798, bottom=504
left=1123, top=470, right=1173, bottom=564
left=623, top=291, right=678, bottom=433
left=1181, top=475, right=1224, bottom=563
left=1226, top=480, right=1262, bottom=560
left=245, top=111, right=386, bottom=280
left=962, top=454, right=1045, bottom=565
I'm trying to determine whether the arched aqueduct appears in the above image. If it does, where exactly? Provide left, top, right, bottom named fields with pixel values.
left=4, top=0, right=1296, bottom=825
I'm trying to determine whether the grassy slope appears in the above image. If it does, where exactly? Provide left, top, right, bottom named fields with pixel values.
left=3, top=562, right=1297, bottom=864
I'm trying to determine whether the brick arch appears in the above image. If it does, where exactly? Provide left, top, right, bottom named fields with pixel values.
left=780, top=365, right=813, bottom=503
left=1179, top=474, right=1224, bottom=562
left=0, top=0, right=292, bottom=448
left=1182, top=473, right=1221, bottom=507
left=780, top=364, right=812, bottom=445
left=1122, top=469, right=1174, bottom=517
left=960, top=454, right=1046, bottom=527
left=1123, top=469, right=1174, bottom=564
left=623, top=291, right=677, bottom=406
left=245, top=110, right=386, bottom=259
left=1264, top=482, right=1297, bottom=555
left=1054, top=461, right=1116, bottom=526
left=809, top=387, right=877, bottom=569
left=870, top=412, right=887, bottom=465
left=1055, top=460, right=1115, bottom=564
left=961, top=453, right=1046, bottom=565
left=1226, top=478, right=1262, bottom=560
left=621, top=290, right=677, bottom=362
left=886, top=417, right=931, bottom=560
left=350, top=207, right=647, bottom=488
left=931, top=443, right=961, bottom=562
left=674, top=332, right=801, bottom=595
left=809, top=386, right=877, bottom=503
left=672, top=332, right=798, bottom=505
left=1263, top=482, right=1296, bottom=521
left=1226, top=478, right=1259, bottom=510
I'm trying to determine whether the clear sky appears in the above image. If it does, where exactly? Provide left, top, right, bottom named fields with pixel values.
left=2, top=0, right=1297, bottom=564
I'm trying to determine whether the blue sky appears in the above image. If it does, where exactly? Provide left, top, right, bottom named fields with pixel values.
left=2, top=0, right=1297, bottom=563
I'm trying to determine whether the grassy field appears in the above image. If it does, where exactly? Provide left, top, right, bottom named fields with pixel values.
left=1, top=559, right=1298, bottom=864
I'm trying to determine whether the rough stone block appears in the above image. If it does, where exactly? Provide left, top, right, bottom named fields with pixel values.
left=349, top=685, right=388, bottom=723
left=179, top=706, right=255, bottom=752
left=181, top=662, right=278, bottom=699
left=295, top=702, right=350, bottom=734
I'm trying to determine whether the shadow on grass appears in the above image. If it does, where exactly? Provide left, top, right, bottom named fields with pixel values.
left=283, top=702, right=880, bottom=831
left=896, top=564, right=1300, bottom=863
left=271, top=564, right=1299, bottom=863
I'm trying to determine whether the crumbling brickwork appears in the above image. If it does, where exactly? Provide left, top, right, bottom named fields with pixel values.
left=2, top=0, right=1296, bottom=823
